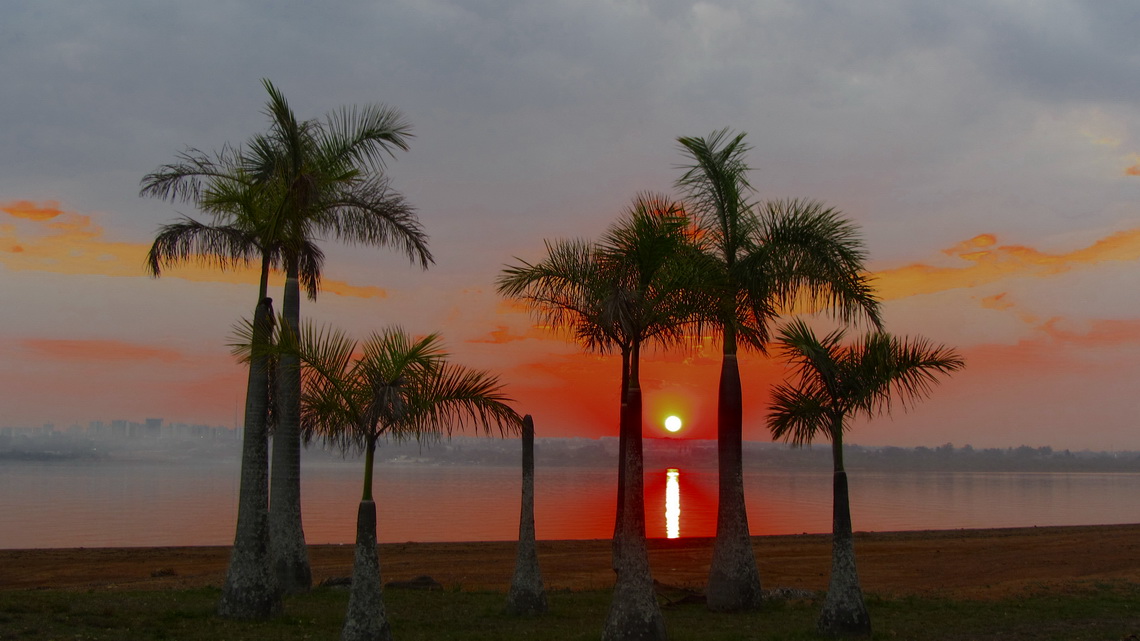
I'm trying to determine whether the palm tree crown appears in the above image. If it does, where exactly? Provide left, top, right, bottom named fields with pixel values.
left=769, top=318, right=965, bottom=447
left=497, top=192, right=701, bottom=375
left=279, top=325, right=521, bottom=458
left=676, top=130, right=881, bottom=351
left=143, top=79, right=432, bottom=296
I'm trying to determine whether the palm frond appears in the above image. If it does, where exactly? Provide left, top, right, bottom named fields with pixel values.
left=856, top=333, right=965, bottom=417
left=320, top=102, right=413, bottom=174
left=139, top=145, right=246, bottom=203
left=767, top=382, right=831, bottom=446
left=405, top=363, right=522, bottom=438
left=754, top=199, right=881, bottom=329
left=675, top=129, right=759, bottom=264
left=146, top=218, right=261, bottom=277
left=775, top=318, right=849, bottom=406
left=497, top=239, right=622, bottom=349
left=318, top=177, right=433, bottom=268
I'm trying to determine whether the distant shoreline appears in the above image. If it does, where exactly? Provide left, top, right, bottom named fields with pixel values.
left=3, top=433, right=1139, bottom=472
left=3, top=524, right=1138, bottom=600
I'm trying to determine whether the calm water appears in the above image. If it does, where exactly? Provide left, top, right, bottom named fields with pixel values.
left=1, top=457, right=1138, bottom=549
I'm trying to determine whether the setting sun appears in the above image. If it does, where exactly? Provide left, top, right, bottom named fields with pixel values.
left=664, top=415, right=682, bottom=433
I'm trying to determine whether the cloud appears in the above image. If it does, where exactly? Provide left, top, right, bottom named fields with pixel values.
left=468, top=325, right=532, bottom=345
left=21, top=338, right=183, bottom=363
left=873, top=228, right=1140, bottom=300
left=1, top=200, right=65, bottom=221
left=1037, top=317, right=1140, bottom=350
left=0, top=200, right=387, bottom=298
left=1126, top=164, right=1140, bottom=176
left=979, top=292, right=1014, bottom=311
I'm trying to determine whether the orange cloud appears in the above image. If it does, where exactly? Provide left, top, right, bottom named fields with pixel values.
left=0, top=200, right=386, bottom=298
left=979, top=292, right=1013, bottom=311
left=1036, top=317, right=1140, bottom=349
left=469, top=325, right=529, bottom=345
left=874, top=229, right=1140, bottom=300
left=1125, top=164, right=1140, bottom=176
left=942, top=234, right=997, bottom=255
left=467, top=324, right=558, bottom=345
left=21, top=338, right=184, bottom=363
left=976, top=291, right=1040, bottom=326
left=1, top=200, right=64, bottom=221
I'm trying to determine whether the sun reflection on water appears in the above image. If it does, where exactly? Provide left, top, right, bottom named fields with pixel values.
left=665, top=468, right=680, bottom=539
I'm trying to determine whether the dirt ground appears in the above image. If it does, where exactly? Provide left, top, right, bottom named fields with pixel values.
left=2, top=524, right=1138, bottom=600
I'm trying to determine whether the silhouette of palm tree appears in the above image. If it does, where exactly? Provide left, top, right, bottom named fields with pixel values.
left=769, top=319, right=963, bottom=636
left=675, top=129, right=881, bottom=611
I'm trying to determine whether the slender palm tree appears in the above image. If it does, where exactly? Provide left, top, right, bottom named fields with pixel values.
left=270, top=324, right=521, bottom=641
left=143, top=79, right=432, bottom=594
left=498, top=193, right=701, bottom=641
left=769, top=319, right=964, bottom=636
left=675, top=129, right=882, bottom=611
left=250, top=80, right=430, bottom=594
left=506, top=414, right=547, bottom=615
left=145, top=173, right=305, bottom=618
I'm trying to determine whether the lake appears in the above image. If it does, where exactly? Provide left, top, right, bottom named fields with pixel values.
left=2, top=454, right=1138, bottom=549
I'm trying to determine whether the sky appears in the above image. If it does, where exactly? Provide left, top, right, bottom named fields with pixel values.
left=3, top=1, right=1140, bottom=450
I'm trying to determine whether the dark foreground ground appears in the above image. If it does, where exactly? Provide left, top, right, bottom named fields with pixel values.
left=2, top=526, right=1139, bottom=640
left=3, top=524, right=1139, bottom=599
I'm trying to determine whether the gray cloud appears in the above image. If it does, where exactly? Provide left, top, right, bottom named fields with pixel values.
left=3, top=0, right=1139, bottom=265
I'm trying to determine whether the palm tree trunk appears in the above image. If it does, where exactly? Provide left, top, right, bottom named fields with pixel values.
left=602, top=343, right=667, bottom=641
left=270, top=269, right=312, bottom=594
left=507, top=415, right=547, bottom=615
left=362, top=433, right=377, bottom=501
left=342, top=436, right=390, bottom=641
left=342, top=498, right=390, bottom=641
left=613, top=346, right=631, bottom=573
left=817, top=422, right=871, bottom=637
left=218, top=296, right=282, bottom=620
left=706, top=326, right=762, bottom=611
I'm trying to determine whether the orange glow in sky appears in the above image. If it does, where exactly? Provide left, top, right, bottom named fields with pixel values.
left=3, top=198, right=1140, bottom=450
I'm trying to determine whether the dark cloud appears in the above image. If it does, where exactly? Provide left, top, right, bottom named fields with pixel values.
left=2, top=0, right=1140, bottom=259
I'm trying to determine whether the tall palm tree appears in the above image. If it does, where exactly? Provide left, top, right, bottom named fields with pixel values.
left=270, top=324, right=521, bottom=641
left=675, top=129, right=881, bottom=611
left=506, top=414, right=546, bottom=615
left=143, top=79, right=433, bottom=594
left=145, top=172, right=306, bottom=619
left=769, top=319, right=964, bottom=637
left=252, top=81, right=430, bottom=595
left=498, top=193, right=700, bottom=641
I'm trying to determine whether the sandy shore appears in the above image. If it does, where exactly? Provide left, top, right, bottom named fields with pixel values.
left=2, top=524, right=1138, bottom=600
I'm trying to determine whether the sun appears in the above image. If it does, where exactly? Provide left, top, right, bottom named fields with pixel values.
left=664, top=415, right=683, bottom=433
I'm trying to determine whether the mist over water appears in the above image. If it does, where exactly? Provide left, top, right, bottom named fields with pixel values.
left=2, top=443, right=1139, bottom=549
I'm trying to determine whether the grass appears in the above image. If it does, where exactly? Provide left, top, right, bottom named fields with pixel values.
left=0, top=582, right=1137, bottom=641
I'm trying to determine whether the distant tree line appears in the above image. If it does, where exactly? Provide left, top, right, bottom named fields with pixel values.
left=326, top=437, right=1140, bottom=473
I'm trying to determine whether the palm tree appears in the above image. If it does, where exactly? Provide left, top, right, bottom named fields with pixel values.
left=675, top=129, right=882, bottom=611
left=145, top=172, right=303, bottom=618
left=498, top=193, right=700, bottom=641
left=252, top=81, right=430, bottom=595
left=271, top=324, right=521, bottom=641
left=506, top=414, right=547, bottom=615
left=769, top=319, right=964, bottom=636
left=143, top=79, right=433, bottom=594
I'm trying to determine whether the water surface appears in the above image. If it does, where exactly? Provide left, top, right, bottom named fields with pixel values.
left=2, top=457, right=1137, bottom=548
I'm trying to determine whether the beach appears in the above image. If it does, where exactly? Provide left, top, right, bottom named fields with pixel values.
left=3, top=524, right=1138, bottom=599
